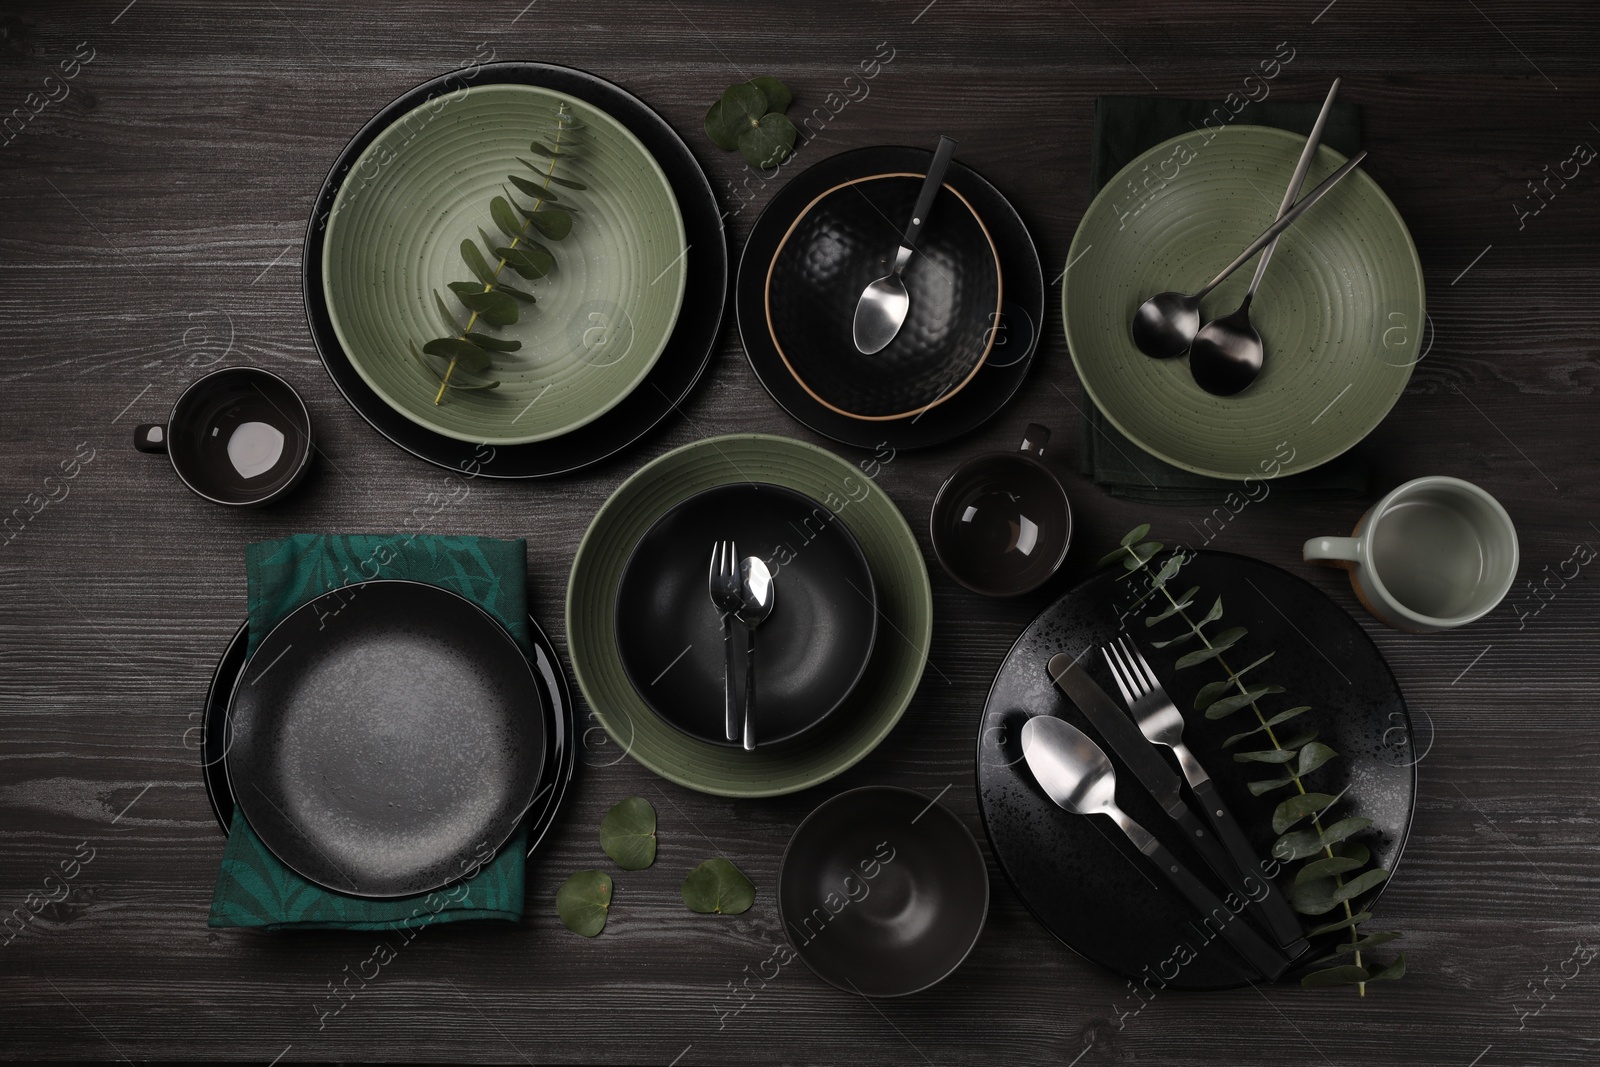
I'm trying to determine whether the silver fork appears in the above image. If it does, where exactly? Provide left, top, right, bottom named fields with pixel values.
left=1103, top=634, right=1310, bottom=959
left=708, top=540, right=743, bottom=742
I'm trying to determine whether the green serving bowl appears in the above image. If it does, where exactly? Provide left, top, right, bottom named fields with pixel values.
left=323, top=84, right=686, bottom=445
left=1063, top=126, right=1424, bottom=479
left=566, top=434, right=932, bottom=797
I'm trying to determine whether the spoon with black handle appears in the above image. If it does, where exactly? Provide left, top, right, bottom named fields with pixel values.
left=852, top=135, right=958, bottom=355
left=1131, top=147, right=1368, bottom=361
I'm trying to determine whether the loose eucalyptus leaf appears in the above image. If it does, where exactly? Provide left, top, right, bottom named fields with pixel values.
left=528, top=208, right=574, bottom=241
left=1174, top=626, right=1248, bottom=669
left=1367, top=954, right=1407, bottom=982
left=1119, top=524, right=1151, bottom=548
left=1248, top=774, right=1298, bottom=796
left=1296, top=741, right=1339, bottom=777
left=1272, top=816, right=1372, bottom=862
left=1235, top=747, right=1298, bottom=765
left=460, top=239, right=497, bottom=286
left=599, top=797, right=657, bottom=871
left=704, top=99, right=743, bottom=150
left=490, top=196, right=523, bottom=240
left=749, top=75, right=793, bottom=113
left=1300, top=964, right=1369, bottom=989
left=455, top=288, right=519, bottom=327
left=1307, top=909, right=1371, bottom=937
left=1224, top=706, right=1313, bottom=747
left=421, top=337, right=491, bottom=372
left=681, top=858, right=756, bottom=915
left=433, top=291, right=464, bottom=335
left=555, top=870, right=613, bottom=937
left=1204, top=684, right=1286, bottom=720
left=496, top=244, right=552, bottom=280
left=1295, top=855, right=1365, bottom=884
left=1272, top=792, right=1339, bottom=834
left=464, top=332, right=521, bottom=352
left=738, top=111, right=798, bottom=169
left=719, top=82, right=768, bottom=135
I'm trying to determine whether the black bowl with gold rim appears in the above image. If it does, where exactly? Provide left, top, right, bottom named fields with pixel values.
left=765, top=170, right=1003, bottom=421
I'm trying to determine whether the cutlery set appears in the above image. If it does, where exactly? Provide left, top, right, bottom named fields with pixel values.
left=708, top=539, right=777, bottom=751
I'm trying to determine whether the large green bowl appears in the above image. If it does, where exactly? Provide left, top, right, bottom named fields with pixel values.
left=323, top=84, right=686, bottom=445
left=1063, top=126, right=1424, bottom=479
left=566, top=434, right=932, bottom=797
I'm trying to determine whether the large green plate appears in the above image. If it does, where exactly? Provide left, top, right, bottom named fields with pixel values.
left=1063, top=126, right=1424, bottom=479
left=323, top=84, right=687, bottom=445
left=566, top=435, right=932, bottom=797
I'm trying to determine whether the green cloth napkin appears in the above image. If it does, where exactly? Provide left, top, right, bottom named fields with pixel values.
left=209, top=533, right=531, bottom=931
left=1079, top=94, right=1370, bottom=506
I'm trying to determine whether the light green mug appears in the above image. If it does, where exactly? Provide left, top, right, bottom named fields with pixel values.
left=1303, top=476, right=1518, bottom=633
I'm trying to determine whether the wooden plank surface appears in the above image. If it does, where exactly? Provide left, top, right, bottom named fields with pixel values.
left=1, top=0, right=1597, bottom=1063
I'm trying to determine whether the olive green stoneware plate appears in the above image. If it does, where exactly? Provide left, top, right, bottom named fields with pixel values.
left=1063, top=126, right=1424, bottom=479
left=323, top=84, right=687, bottom=445
left=567, top=434, right=932, bottom=797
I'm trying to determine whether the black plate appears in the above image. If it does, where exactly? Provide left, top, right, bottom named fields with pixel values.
left=739, top=146, right=1043, bottom=450
left=767, top=174, right=1002, bottom=419
left=225, top=581, right=548, bottom=898
left=202, top=611, right=576, bottom=861
left=779, top=786, right=989, bottom=997
left=615, top=483, right=878, bottom=747
left=303, top=61, right=727, bottom=479
left=976, top=551, right=1416, bottom=989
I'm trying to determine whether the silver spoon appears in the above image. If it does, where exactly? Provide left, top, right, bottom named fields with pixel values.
left=1130, top=147, right=1368, bottom=360
left=1189, top=78, right=1342, bottom=397
left=736, top=556, right=775, bottom=752
left=852, top=135, right=958, bottom=355
left=1020, top=714, right=1291, bottom=980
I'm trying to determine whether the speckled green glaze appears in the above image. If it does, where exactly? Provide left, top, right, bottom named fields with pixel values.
left=1063, top=125, right=1424, bottom=479
left=566, top=434, right=933, bottom=798
left=323, top=84, right=686, bottom=444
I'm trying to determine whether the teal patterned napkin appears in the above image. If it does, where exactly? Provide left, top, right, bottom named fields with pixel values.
left=208, top=533, right=530, bottom=930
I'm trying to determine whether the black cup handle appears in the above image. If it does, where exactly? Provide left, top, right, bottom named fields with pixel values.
left=134, top=424, right=168, bottom=454
left=1020, top=423, right=1050, bottom=456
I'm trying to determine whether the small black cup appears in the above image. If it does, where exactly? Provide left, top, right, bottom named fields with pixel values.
left=930, top=423, right=1072, bottom=597
left=135, top=367, right=313, bottom=507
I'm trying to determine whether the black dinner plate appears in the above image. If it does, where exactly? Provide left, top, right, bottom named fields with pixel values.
left=225, top=581, right=548, bottom=898
left=976, top=550, right=1416, bottom=989
left=201, top=610, right=576, bottom=861
left=738, top=146, right=1043, bottom=451
left=779, top=786, right=990, bottom=997
left=303, top=61, right=728, bottom=479
left=615, top=483, right=879, bottom=747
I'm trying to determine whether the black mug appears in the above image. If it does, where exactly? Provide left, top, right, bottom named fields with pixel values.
left=930, top=424, right=1072, bottom=597
left=135, top=367, right=313, bottom=507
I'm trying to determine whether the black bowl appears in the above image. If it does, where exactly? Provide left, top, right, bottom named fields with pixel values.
left=780, top=786, right=989, bottom=997
left=766, top=173, right=1002, bottom=420
left=615, top=483, right=878, bottom=747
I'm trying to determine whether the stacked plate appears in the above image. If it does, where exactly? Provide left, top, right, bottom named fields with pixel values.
left=304, top=62, right=727, bottom=478
left=738, top=146, right=1044, bottom=450
left=202, top=583, right=576, bottom=886
left=567, top=434, right=933, bottom=797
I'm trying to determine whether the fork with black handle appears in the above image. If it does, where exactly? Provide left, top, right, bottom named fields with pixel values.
left=1103, top=635, right=1310, bottom=961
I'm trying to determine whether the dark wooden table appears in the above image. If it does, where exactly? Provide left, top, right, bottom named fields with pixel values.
left=3, top=1, right=1597, bottom=1063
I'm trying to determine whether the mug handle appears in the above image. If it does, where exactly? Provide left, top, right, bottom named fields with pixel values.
left=1303, top=536, right=1359, bottom=570
left=1020, top=423, right=1050, bottom=456
left=134, top=424, right=168, bottom=454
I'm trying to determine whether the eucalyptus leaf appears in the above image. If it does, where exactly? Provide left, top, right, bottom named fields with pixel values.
left=490, top=196, right=523, bottom=240
left=464, top=332, right=521, bottom=352
left=1195, top=655, right=1274, bottom=709
left=433, top=291, right=464, bottom=335
left=1119, top=524, right=1151, bottom=548
left=599, top=797, right=657, bottom=871
left=1272, top=816, right=1372, bottom=862
left=545, top=173, right=587, bottom=191
left=704, top=99, right=742, bottom=150
left=510, top=170, right=559, bottom=201
left=1248, top=774, right=1299, bottom=796
left=1096, top=545, right=1134, bottom=568
left=1313, top=931, right=1402, bottom=963
left=1300, top=964, right=1369, bottom=989
left=1203, top=684, right=1286, bottom=720
left=1307, top=909, right=1372, bottom=938
left=739, top=111, right=798, bottom=169
left=444, top=376, right=499, bottom=391
left=1223, top=706, right=1313, bottom=748
left=1367, top=954, right=1407, bottom=982
left=1234, top=747, right=1298, bottom=765
left=749, top=74, right=793, bottom=113
left=421, top=337, right=491, bottom=372
left=1122, top=541, right=1163, bottom=570
left=1295, top=855, right=1365, bottom=884
left=1197, top=596, right=1224, bottom=627
left=1288, top=875, right=1340, bottom=915
left=555, top=870, right=613, bottom=937
left=681, top=858, right=755, bottom=915
left=1145, top=586, right=1198, bottom=626
left=1296, top=741, right=1339, bottom=777
left=455, top=288, right=519, bottom=327
left=1151, top=630, right=1200, bottom=649
left=527, top=139, right=558, bottom=158
left=508, top=173, right=556, bottom=205
left=527, top=208, right=574, bottom=241
left=1330, top=867, right=1389, bottom=904
left=1333, top=839, right=1371, bottom=866
left=496, top=244, right=553, bottom=280
left=460, top=239, right=497, bottom=286
left=1174, top=626, right=1248, bottom=668
left=719, top=82, right=768, bottom=134
left=496, top=282, right=538, bottom=303
left=1272, top=792, right=1340, bottom=834
left=1149, top=552, right=1187, bottom=590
